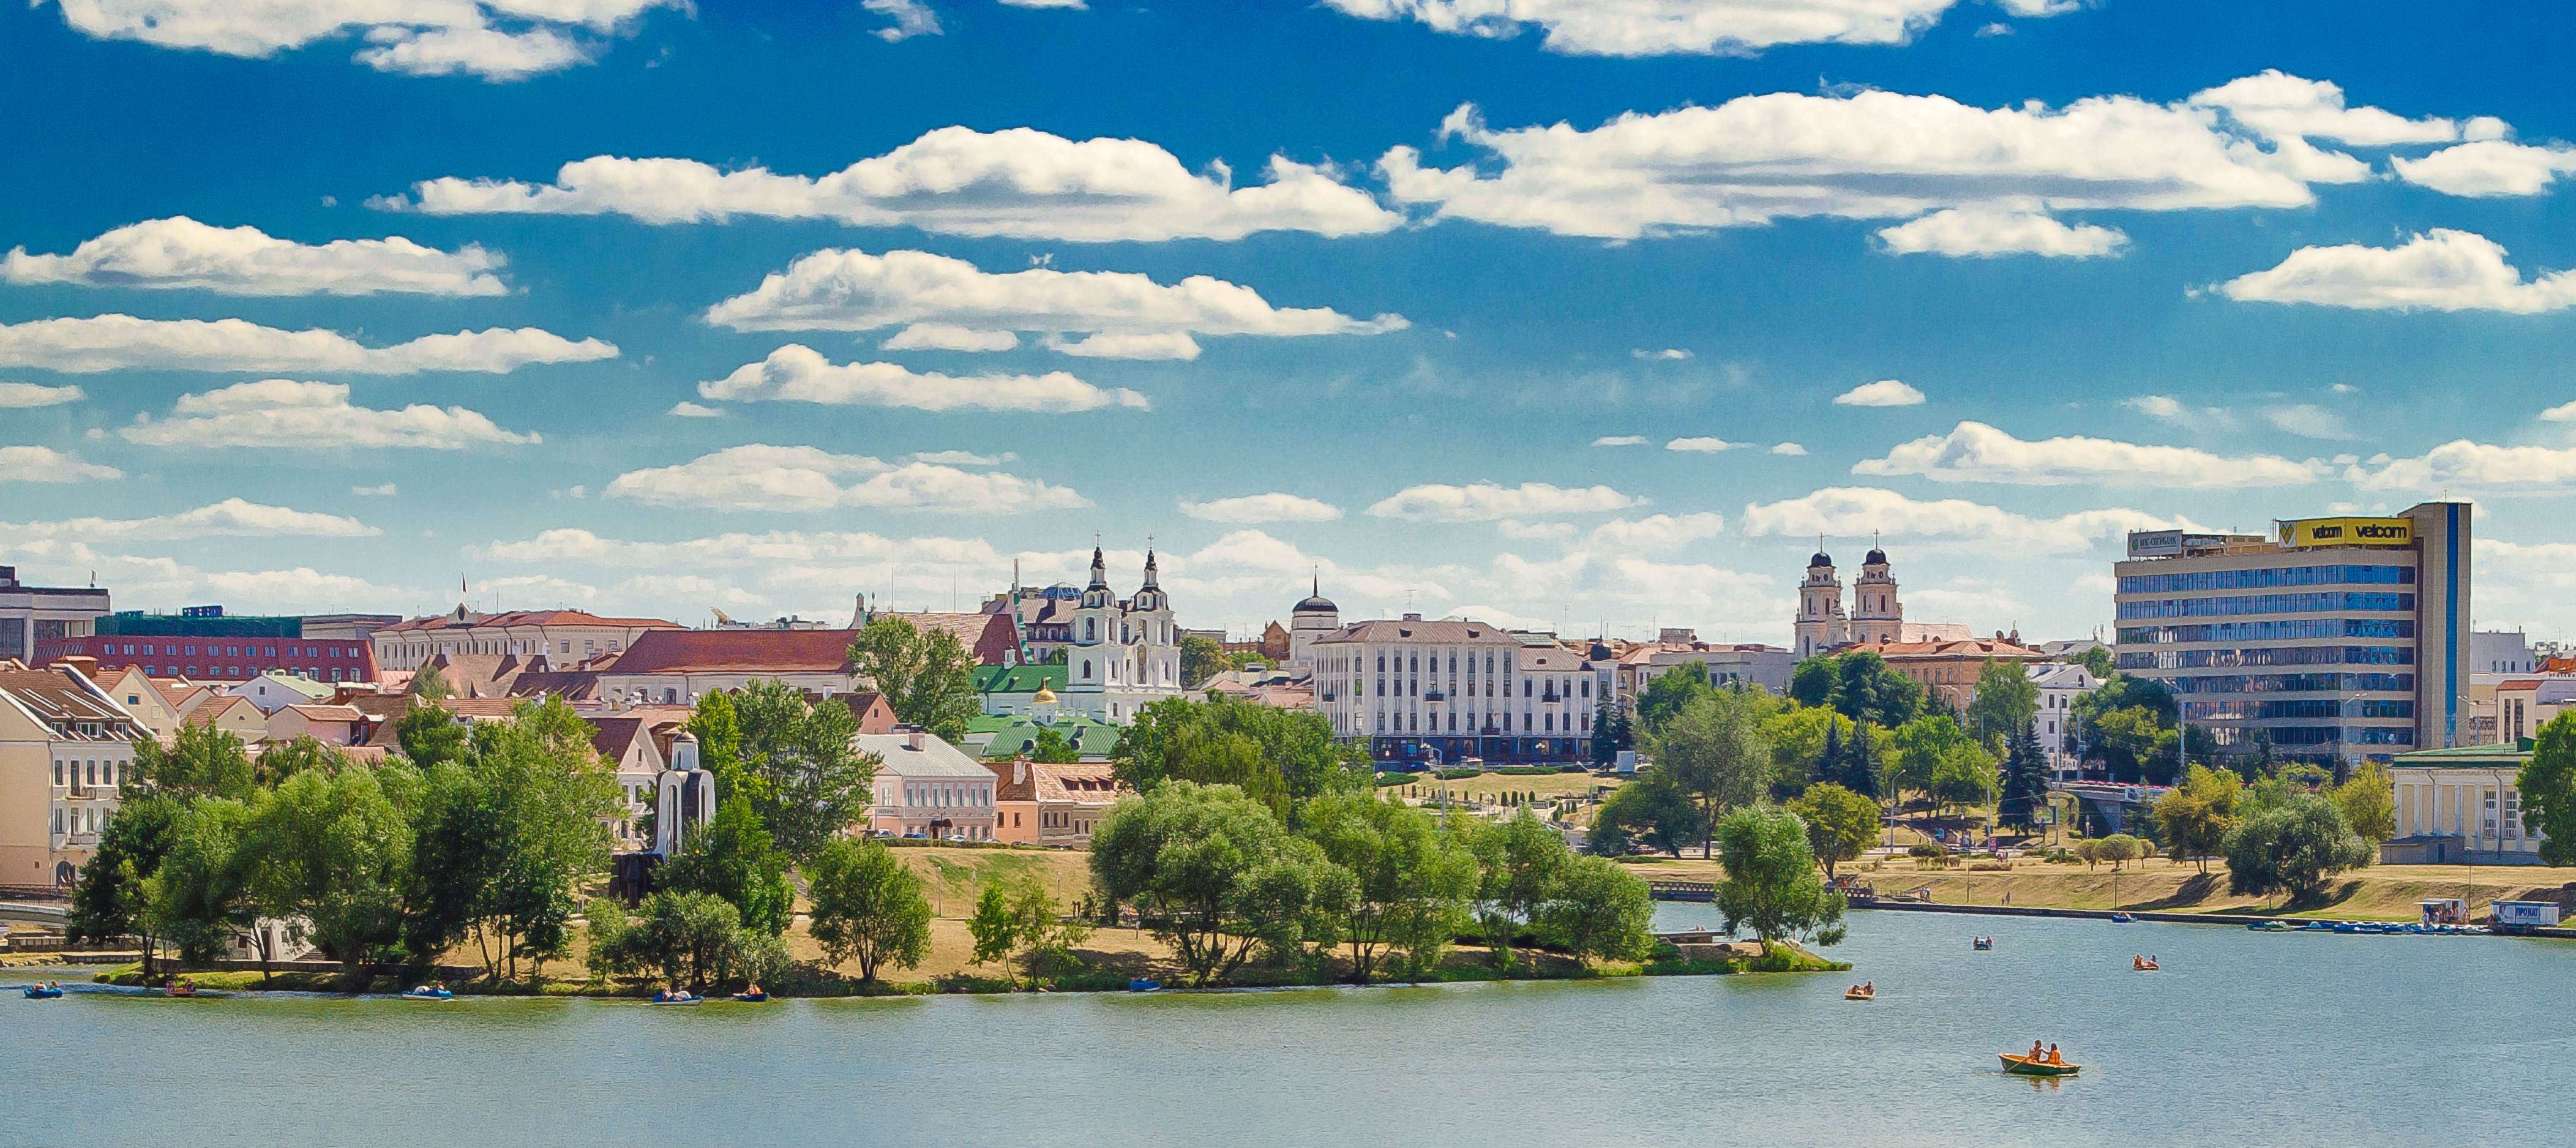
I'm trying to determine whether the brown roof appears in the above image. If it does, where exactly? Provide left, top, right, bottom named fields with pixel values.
left=588, top=715, right=653, bottom=765
left=1844, top=638, right=2046, bottom=661
left=376, top=607, right=683, bottom=635
left=610, top=629, right=860, bottom=675
left=985, top=758, right=1039, bottom=803
left=1032, top=762, right=1128, bottom=805
left=0, top=664, right=139, bottom=730
left=185, top=695, right=262, bottom=727
left=509, top=668, right=602, bottom=700
left=285, top=703, right=365, bottom=722
left=1314, top=618, right=1521, bottom=645
left=837, top=691, right=898, bottom=733
left=441, top=698, right=522, bottom=719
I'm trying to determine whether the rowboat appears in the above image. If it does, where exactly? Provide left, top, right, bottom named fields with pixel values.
left=1844, top=987, right=1875, bottom=1000
left=21, top=985, right=63, bottom=1000
left=401, top=987, right=454, bottom=1000
left=650, top=993, right=703, bottom=1006
left=2248, top=920, right=2290, bottom=931
left=2000, top=1054, right=2080, bottom=1076
left=2108, top=913, right=2137, bottom=923
left=1127, top=978, right=1162, bottom=992
left=162, top=982, right=198, bottom=998
left=732, top=990, right=770, bottom=1003
left=1972, top=937, right=1994, bottom=950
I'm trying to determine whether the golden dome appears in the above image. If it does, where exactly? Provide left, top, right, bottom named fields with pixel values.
left=1033, top=685, right=1058, bottom=704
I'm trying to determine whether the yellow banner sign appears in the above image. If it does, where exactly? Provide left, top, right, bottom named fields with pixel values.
left=2280, top=517, right=2413, bottom=547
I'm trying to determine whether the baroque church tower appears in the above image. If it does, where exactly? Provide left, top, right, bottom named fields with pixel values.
left=1794, top=547, right=1849, bottom=658
left=1850, top=541, right=1903, bottom=644
left=1063, top=544, right=1181, bottom=724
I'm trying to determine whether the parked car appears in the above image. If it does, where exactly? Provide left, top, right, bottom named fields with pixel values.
left=902, top=832, right=929, bottom=840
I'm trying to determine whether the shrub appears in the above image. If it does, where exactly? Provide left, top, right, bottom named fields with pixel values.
left=1435, top=768, right=1484, bottom=781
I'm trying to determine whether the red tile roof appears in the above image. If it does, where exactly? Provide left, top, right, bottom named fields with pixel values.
left=609, top=629, right=860, bottom=675
left=376, top=607, right=683, bottom=634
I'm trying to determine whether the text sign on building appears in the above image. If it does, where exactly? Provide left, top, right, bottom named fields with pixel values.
left=2126, top=530, right=2261, bottom=558
left=2278, top=517, right=2413, bottom=548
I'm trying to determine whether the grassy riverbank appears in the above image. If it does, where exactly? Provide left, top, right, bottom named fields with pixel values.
left=1614, top=853, right=2576, bottom=920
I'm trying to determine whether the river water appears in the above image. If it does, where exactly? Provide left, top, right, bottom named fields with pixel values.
left=7, top=908, right=2571, bottom=1147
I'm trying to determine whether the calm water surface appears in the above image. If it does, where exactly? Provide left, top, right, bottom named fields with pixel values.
left=7, top=909, right=2570, bottom=1147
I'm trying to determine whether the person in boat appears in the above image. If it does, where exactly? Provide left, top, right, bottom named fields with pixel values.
left=2046, top=1045, right=2062, bottom=1065
left=1861, top=981, right=1872, bottom=994
left=2028, top=1040, right=2046, bottom=1063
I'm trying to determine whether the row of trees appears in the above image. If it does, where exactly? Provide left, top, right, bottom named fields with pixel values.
left=2147, top=762, right=2388, bottom=902
left=1091, top=781, right=1656, bottom=986
left=1111, top=695, right=1374, bottom=819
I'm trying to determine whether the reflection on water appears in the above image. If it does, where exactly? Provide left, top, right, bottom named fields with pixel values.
left=6, top=908, right=2573, bottom=1147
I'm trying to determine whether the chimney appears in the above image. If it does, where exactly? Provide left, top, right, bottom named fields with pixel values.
left=906, top=725, right=926, bottom=751
left=1014, top=760, right=1027, bottom=785
left=1403, top=612, right=1423, bottom=622
left=56, top=655, right=99, bottom=681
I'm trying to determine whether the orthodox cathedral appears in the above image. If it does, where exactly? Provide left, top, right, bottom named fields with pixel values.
left=1061, top=546, right=1183, bottom=722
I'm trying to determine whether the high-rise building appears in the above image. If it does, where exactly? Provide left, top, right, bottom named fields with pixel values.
left=2113, top=503, right=2471, bottom=768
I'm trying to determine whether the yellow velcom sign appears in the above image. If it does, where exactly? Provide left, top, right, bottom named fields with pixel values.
left=2279, top=517, right=2413, bottom=547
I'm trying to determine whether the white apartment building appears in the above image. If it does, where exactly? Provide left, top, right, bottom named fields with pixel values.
left=1311, top=615, right=1604, bottom=765
left=2383, top=742, right=2548, bottom=865
left=2026, top=662, right=2102, bottom=779
left=0, top=661, right=146, bottom=888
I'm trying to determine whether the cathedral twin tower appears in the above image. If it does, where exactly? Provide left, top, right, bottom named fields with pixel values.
left=1794, top=544, right=1903, bottom=658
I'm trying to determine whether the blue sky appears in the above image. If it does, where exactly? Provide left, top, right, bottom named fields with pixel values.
left=7, top=0, right=2576, bottom=646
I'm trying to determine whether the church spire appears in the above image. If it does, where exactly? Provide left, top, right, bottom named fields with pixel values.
left=1142, top=542, right=1159, bottom=589
left=1087, top=539, right=1107, bottom=589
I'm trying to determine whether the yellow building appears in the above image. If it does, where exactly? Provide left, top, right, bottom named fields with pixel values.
left=0, top=660, right=148, bottom=888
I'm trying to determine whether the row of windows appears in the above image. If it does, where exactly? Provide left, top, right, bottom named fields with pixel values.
left=2117, top=565, right=2413, bottom=595
left=1369, top=677, right=1589, bottom=699
left=123, top=664, right=357, bottom=682
left=2206, top=726, right=2416, bottom=747
left=2116, top=593, right=2415, bottom=620
left=54, top=804, right=110, bottom=838
left=54, top=758, right=127, bottom=788
left=2119, top=619, right=2416, bottom=643
left=2118, top=646, right=2414, bottom=670
left=1374, top=711, right=1567, bottom=733
left=892, top=782, right=991, bottom=808
left=2160, top=672, right=2416, bottom=694
left=2184, top=699, right=2416, bottom=721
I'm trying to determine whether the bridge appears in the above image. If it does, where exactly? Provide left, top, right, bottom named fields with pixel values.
left=2054, top=782, right=2169, bottom=835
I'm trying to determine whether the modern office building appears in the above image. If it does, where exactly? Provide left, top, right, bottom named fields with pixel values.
left=37, top=605, right=397, bottom=683
left=0, top=566, right=110, bottom=667
left=2113, top=503, right=2471, bottom=768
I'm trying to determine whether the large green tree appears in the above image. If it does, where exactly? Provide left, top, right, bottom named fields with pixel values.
left=1088, top=781, right=1324, bottom=986
left=657, top=796, right=794, bottom=937
left=1300, top=790, right=1474, bottom=983
left=1590, top=765, right=1704, bottom=858
left=67, top=792, right=187, bottom=974
left=1178, top=634, right=1227, bottom=689
left=1646, top=689, right=1775, bottom=857
left=1964, top=659, right=2040, bottom=751
left=2329, top=761, right=2397, bottom=844
left=1788, top=782, right=1878, bottom=877
left=242, top=765, right=413, bottom=972
left=133, top=722, right=256, bottom=801
left=1459, top=809, right=1572, bottom=967
left=733, top=678, right=877, bottom=860
left=394, top=702, right=470, bottom=768
left=1537, top=855, right=1655, bottom=964
left=1634, top=662, right=1716, bottom=735
left=804, top=836, right=934, bottom=983
left=1712, top=805, right=1848, bottom=953
left=847, top=615, right=979, bottom=742
left=2222, top=793, right=2374, bottom=903
left=2154, top=764, right=2242, bottom=872
left=1112, top=696, right=1366, bottom=817
left=1996, top=724, right=2053, bottom=831
left=2519, top=711, right=2576, bottom=866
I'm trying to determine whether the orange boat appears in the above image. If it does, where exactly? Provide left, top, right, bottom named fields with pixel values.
left=1999, top=1053, right=2080, bottom=1076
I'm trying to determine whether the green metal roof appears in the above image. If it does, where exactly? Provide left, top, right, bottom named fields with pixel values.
left=968, top=714, right=1122, bottom=760
left=2395, top=738, right=2533, bottom=763
left=973, top=663, right=1068, bottom=694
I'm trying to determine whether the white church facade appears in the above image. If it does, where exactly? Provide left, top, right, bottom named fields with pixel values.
left=1795, top=545, right=1906, bottom=658
left=1061, top=546, right=1183, bottom=723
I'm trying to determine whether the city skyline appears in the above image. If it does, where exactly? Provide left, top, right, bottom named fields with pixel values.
left=7, top=1, right=2576, bottom=644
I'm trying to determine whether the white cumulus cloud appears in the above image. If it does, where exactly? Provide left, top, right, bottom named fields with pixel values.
left=2393, top=140, right=2576, bottom=197
left=2, top=498, right=376, bottom=541
left=0, top=315, right=615, bottom=373
left=1743, top=486, right=2186, bottom=554
left=0, top=445, right=124, bottom=483
left=1368, top=481, right=1641, bottom=522
left=389, top=126, right=1399, bottom=241
left=2, top=217, right=507, bottom=296
left=1180, top=493, right=1344, bottom=524
left=863, top=0, right=942, bottom=40
left=1876, top=208, right=2127, bottom=258
left=1772, top=442, right=1808, bottom=456
left=1319, top=0, right=2070, bottom=56
left=703, top=247, right=1404, bottom=359
left=1592, top=435, right=1650, bottom=446
left=2218, top=230, right=2576, bottom=313
left=1666, top=437, right=1738, bottom=452
left=604, top=444, right=1087, bottom=514
left=0, top=382, right=86, bottom=408
left=119, top=379, right=540, bottom=449
left=47, top=0, right=684, bottom=80
left=1834, top=379, right=1925, bottom=407
left=698, top=345, right=1148, bottom=412
left=2346, top=441, right=2576, bottom=491
left=1853, top=420, right=2326, bottom=487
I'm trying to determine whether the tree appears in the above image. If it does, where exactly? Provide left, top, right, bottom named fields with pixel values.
left=1030, top=727, right=1081, bottom=763
left=1113, top=696, right=1366, bottom=814
left=733, top=678, right=877, bottom=860
left=588, top=890, right=751, bottom=994
left=1589, top=700, right=1622, bottom=767
left=141, top=797, right=256, bottom=967
left=1538, top=855, right=1655, bottom=964
left=1789, top=782, right=1878, bottom=877
left=1788, top=656, right=1838, bottom=710
left=686, top=689, right=748, bottom=799
left=394, top=703, right=469, bottom=768
left=657, top=797, right=794, bottom=937
left=2520, top=712, right=2576, bottom=866
left=804, top=837, right=934, bottom=983
left=133, top=723, right=255, bottom=801
left=1591, top=767, right=1703, bottom=857
left=1646, top=689, right=1773, bottom=857
left=847, top=615, right=978, bottom=742
left=1459, top=810, right=1571, bottom=967
left=1764, top=705, right=1854, bottom=797
left=252, top=736, right=348, bottom=789
left=2096, top=833, right=2142, bottom=871
left=1635, top=662, right=1715, bottom=735
left=1712, top=806, right=1846, bottom=952
left=1003, top=880, right=1091, bottom=985
left=1965, top=659, right=2039, bottom=752
left=1996, top=724, right=2052, bottom=831
left=1928, top=742, right=2000, bottom=816
left=408, top=665, right=453, bottom=702
left=1179, top=634, right=1227, bottom=689
left=2071, top=645, right=2116, bottom=680
left=2084, top=705, right=2178, bottom=785
left=2154, top=765, right=2242, bottom=872
left=1833, top=652, right=1924, bottom=729
left=1890, top=716, right=1976, bottom=801
left=1300, top=790, right=1473, bottom=983
left=968, top=882, right=1019, bottom=979
left=2330, top=762, right=2397, bottom=844
left=244, top=766, right=413, bottom=972
left=1829, top=720, right=1884, bottom=800
left=68, top=792, right=186, bottom=975
left=2223, top=793, right=2374, bottom=903
left=1089, top=781, right=1322, bottom=986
